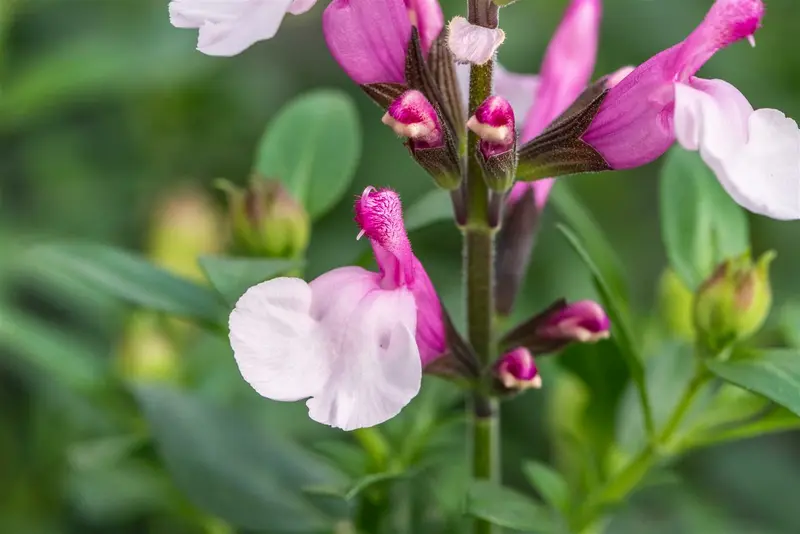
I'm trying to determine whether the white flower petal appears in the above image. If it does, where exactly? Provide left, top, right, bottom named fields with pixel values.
left=288, top=0, right=317, bottom=15
left=169, top=0, right=251, bottom=29
left=192, top=0, right=294, bottom=56
left=306, top=288, right=421, bottom=431
left=447, top=16, right=505, bottom=66
left=229, top=277, right=329, bottom=402
left=675, top=79, right=800, bottom=220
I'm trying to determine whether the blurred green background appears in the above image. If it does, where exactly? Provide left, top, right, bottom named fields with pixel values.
left=2, top=0, right=800, bottom=532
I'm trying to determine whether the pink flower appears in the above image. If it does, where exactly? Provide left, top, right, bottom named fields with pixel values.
left=506, top=0, right=602, bottom=208
left=582, top=0, right=799, bottom=220
left=169, top=0, right=318, bottom=56
left=495, top=347, right=542, bottom=390
left=323, top=0, right=444, bottom=84
left=229, top=187, right=445, bottom=430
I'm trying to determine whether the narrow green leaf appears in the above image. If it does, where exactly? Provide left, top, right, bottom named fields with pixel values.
left=134, top=385, right=347, bottom=531
left=465, top=481, right=555, bottom=532
left=706, top=350, right=800, bottom=417
left=198, top=255, right=300, bottom=305
left=0, top=305, right=107, bottom=392
left=23, top=242, right=225, bottom=323
left=255, top=90, right=362, bottom=219
left=404, top=189, right=452, bottom=232
left=659, top=147, right=749, bottom=290
left=549, top=184, right=628, bottom=303
left=522, top=461, right=570, bottom=515
left=557, top=224, right=651, bottom=433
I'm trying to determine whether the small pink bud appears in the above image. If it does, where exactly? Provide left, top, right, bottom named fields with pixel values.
left=496, top=348, right=542, bottom=390
left=539, top=300, right=610, bottom=343
left=467, top=96, right=516, bottom=159
left=382, top=90, right=443, bottom=148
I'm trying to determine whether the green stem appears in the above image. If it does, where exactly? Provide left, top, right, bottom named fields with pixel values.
left=463, top=5, right=498, bottom=532
left=572, top=371, right=710, bottom=531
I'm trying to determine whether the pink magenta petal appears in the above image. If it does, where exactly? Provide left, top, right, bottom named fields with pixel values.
left=521, top=0, right=601, bottom=143
left=675, top=79, right=800, bottom=220
left=323, top=0, right=412, bottom=84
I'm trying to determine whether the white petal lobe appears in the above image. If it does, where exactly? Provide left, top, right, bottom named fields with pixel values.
left=675, top=79, right=800, bottom=220
left=170, top=0, right=294, bottom=56
left=229, top=277, right=328, bottom=402
left=447, top=16, right=505, bottom=65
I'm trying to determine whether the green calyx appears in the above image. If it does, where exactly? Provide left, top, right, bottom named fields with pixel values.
left=693, top=250, right=776, bottom=353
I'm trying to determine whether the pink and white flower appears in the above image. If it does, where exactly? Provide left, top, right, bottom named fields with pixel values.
left=229, top=187, right=445, bottom=430
left=581, top=0, right=800, bottom=220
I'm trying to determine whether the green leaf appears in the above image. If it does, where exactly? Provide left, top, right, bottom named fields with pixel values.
left=522, top=461, right=570, bottom=515
left=706, top=350, right=800, bottom=417
left=134, top=385, right=347, bottom=531
left=659, top=147, right=749, bottom=290
left=557, top=224, right=651, bottom=433
left=465, top=481, right=555, bottom=532
left=549, top=184, right=628, bottom=303
left=23, top=242, right=225, bottom=324
left=0, top=305, right=106, bottom=392
left=198, top=255, right=300, bottom=305
left=255, top=90, right=362, bottom=220
left=404, top=189, right=452, bottom=232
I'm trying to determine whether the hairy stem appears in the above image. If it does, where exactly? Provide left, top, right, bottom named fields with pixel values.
left=464, top=3, right=498, bottom=532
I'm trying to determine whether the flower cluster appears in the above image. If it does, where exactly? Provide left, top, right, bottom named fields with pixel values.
left=172, top=0, right=800, bottom=429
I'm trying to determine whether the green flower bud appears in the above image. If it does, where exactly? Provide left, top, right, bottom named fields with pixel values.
left=658, top=268, right=695, bottom=341
left=118, top=313, right=180, bottom=383
left=218, top=178, right=310, bottom=259
left=149, top=185, right=223, bottom=282
left=693, top=251, right=776, bottom=353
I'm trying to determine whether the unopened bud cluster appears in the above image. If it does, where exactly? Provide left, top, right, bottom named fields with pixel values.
left=218, top=178, right=310, bottom=259
left=693, top=251, right=775, bottom=353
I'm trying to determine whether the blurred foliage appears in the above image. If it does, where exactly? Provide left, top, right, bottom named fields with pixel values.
left=2, top=0, right=800, bottom=532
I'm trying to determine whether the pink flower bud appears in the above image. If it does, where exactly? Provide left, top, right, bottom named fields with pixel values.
left=496, top=348, right=542, bottom=390
left=538, top=300, right=610, bottom=343
left=467, top=95, right=516, bottom=159
left=382, top=90, right=444, bottom=148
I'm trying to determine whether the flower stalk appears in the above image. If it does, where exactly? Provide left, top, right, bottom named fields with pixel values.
left=464, top=3, right=500, bottom=534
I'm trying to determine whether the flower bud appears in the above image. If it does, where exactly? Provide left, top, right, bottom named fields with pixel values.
left=382, top=90, right=462, bottom=190
left=495, top=347, right=542, bottom=391
left=148, top=185, right=223, bottom=282
left=117, top=313, right=180, bottom=383
left=468, top=95, right=518, bottom=193
left=658, top=268, right=696, bottom=341
left=501, top=299, right=611, bottom=355
left=538, top=300, right=610, bottom=344
left=693, top=251, right=775, bottom=352
left=218, top=178, right=310, bottom=259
